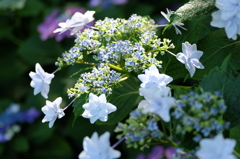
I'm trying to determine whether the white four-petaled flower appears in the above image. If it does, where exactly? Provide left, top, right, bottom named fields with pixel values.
left=161, top=8, right=187, bottom=34
left=196, top=134, right=237, bottom=159
left=29, top=63, right=54, bottom=99
left=41, top=97, right=65, bottom=128
left=53, top=11, right=95, bottom=35
left=79, top=132, right=121, bottom=159
left=211, top=0, right=240, bottom=40
left=82, top=93, right=117, bottom=124
left=138, top=65, right=173, bottom=90
left=138, top=86, right=175, bottom=122
left=176, top=42, right=204, bottom=77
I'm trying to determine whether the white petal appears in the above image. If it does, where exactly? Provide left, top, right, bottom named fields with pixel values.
left=225, top=19, right=238, bottom=39
left=191, top=59, right=204, bottom=69
left=176, top=53, right=187, bottom=64
left=99, top=94, right=107, bottom=103
left=106, top=103, right=117, bottom=113
left=48, top=115, right=57, bottom=128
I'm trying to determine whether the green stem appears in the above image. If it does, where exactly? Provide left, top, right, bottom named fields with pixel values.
left=161, top=119, right=167, bottom=137
left=119, top=74, right=130, bottom=82
left=76, top=61, right=96, bottom=66
left=108, top=64, right=126, bottom=72
left=234, top=150, right=240, bottom=158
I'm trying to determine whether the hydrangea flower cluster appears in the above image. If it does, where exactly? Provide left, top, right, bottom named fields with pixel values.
left=56, top=14, right=174, bottom=72
left=67, top=64, right=121, bottom=98
left=0, top=104, right=40, bottom=143
left=211, top=0, right=240, bottom=40
left=115, top=109, right=164, bottom=150
left=171, top=90, right=229, bottom=142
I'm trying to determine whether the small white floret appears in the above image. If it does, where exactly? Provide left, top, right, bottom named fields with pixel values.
left=29, top=63, right=54, bottom=99
left=41, top=97, right=65, bottom=128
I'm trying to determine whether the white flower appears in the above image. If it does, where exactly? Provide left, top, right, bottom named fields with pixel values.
left=41, top=97, right=65, bottom=128
left=215, top=0, right=240, bottom=20
left=161, top=8, right=187, bottom=34
left=138, top=65, right=173, bottom=90
left=138, top=86, right=175, bottom=122
left=82, top=93, right=117, bottom=124
left=211, top=10, right=240, bottom=40
left=196, top=134, right=237, bottom=159
left=211, top=0, right=240, bottom=40
left=29, top=63, right=54, bottom=99
left=176, top=42, right=204, bottom=77
left=79, top=132, right=121, bottom=159
left=53, top=11, right=95, bottom=35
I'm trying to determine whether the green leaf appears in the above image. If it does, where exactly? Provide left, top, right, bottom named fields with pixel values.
left=96, top=76, right=143, bottom=125
left=17, top=36, right=63, bottom=65
left=200, top=60, right=240, bottom=127
left=170, top=0, right=215, bottom=24
left=18, top=0, right=44, bottom=16
left=230, top=125, right=240, bottom=154
left=72, top=93, right=88, bottom=125
left=194, top=29, right=240, bottom=80
left=11, top=136, right=29, bottom=152
left=31, top=135, right=73, bottom=159
left=0, top=0, right=26, bottom=10
left=160, top=20, right=211, bottom=80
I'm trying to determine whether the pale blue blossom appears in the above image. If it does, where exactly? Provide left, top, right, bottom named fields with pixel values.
left=196, top=134, right=236, bottom=159
left=54, top=11, right=95, bottom=35
left=138, top=65, right=173, bottom=90
left=211, top=0, right=240, bottom=40
left=78, top=132, right=121, bottom=159
left=29, top=63, right=54, bottom=99
left=82, top=93, right=117, bottom=124
left=138, top=86, right=175, bottom=122
left=41, top=97, right=65, bottom=128
left=176, top=42, right=204, bottom=77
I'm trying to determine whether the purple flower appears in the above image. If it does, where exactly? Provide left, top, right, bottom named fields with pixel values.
left=0, top=104, right=40, bottom=143
left=147, top=146, right=164, bottom=159
left=136, top=146, right=176, bottom=159
left=22, top=107, right=40, bottom=123
left=89, top=0, right=128, bottom=8
left=38, top=6, right=94, bottom=41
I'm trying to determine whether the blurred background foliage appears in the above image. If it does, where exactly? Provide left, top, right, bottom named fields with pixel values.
left=0, top=0, right=187, bottom=158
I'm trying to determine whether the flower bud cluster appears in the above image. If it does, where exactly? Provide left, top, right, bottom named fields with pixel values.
left=115, top=109, right=163, bottom=150
left=67, top=63, right=121, bottom=98
left=171, top=90, right=229, bottom=142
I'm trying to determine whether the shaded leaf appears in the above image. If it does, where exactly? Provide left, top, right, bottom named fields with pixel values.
left=96, top=76, right=143, bottom=125
left=194, top=29, right=240, bottom=80
left=230, top=125, right=240, bottom=154
left=160, top=20, right=211, bottom=80
left=200, top=57, right=240, bottom=127
left=17, top=36, right=63, bottom=65
left=72, top=93, right=88, bottom=125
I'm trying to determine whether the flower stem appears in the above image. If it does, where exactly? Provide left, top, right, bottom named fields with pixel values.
left=63, top=97, right=77, bottom=111
left=234, top=150, right=240, bottom=158
left=108, top=64, right=125, bottom=72
left=112, top=134, right=128, bottom=149
left=154, top=24, right=167, bottom=28
left=119, top=74, right=130, bottom=82
left=165, top=50, right=176, bottom=57
left=52, top=69, right=59, bottom=74
left=161, top=119, right=168, bottom=137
